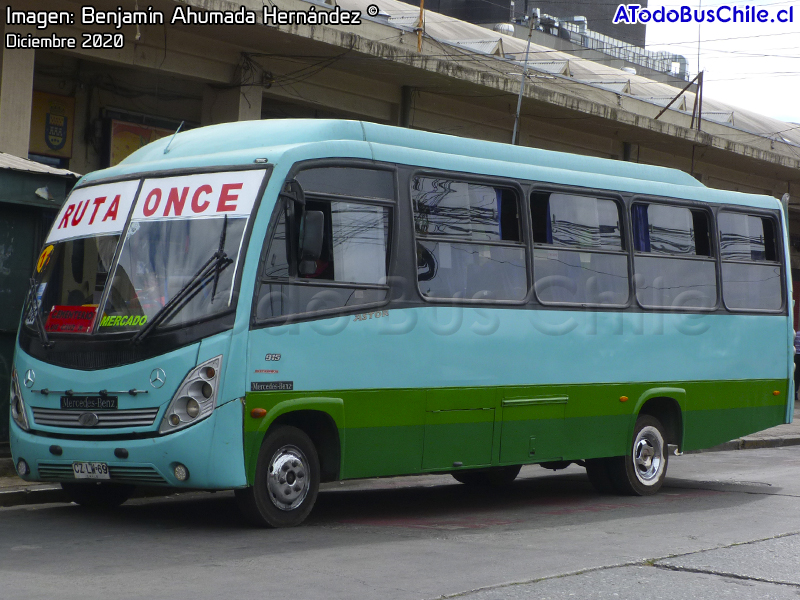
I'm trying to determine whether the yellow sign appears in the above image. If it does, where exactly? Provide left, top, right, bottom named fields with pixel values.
left=36, top=245, right=54, bottom=273
left=109, top=120, right=173, bottom=166
left=29, top=91, right=75, bottom=158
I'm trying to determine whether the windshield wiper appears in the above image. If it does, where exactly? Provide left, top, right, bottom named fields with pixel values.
left=131, top=218, right=233, bottom=345
left=212, top=215, right=228, bottom=299
left=26, top=278, right=53, bottom=348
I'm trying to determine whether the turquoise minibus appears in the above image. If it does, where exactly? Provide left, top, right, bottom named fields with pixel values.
left=9, top=119, right=793, bottom=527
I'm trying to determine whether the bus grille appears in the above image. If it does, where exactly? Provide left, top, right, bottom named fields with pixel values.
left=38, top=462, right=167, bottom=485
left=32, top=408, right=160, bottom=429
left=42, top=349, right=148, bottom=370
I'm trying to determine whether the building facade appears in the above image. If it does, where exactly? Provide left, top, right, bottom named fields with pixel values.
left=0, top=0, right=798, bottom=284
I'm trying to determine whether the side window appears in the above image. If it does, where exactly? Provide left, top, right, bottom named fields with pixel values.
left=632, top=203, right=717, bottom=309
left=531, top=192, right=628, bottom=306
left=718, top=211, right=782, bottom=311
left=255, top=168, right=392, bottom=321
left=412, top=176, right=527, bottom=301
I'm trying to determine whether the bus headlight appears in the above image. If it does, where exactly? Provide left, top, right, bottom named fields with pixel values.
left=9, top=369, right=30, bottom=432
left=159, top=356, right=221, bottom=434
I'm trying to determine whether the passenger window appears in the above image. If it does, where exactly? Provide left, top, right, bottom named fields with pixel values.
left=530, top=192, right=628, bottom=306
left=412, top=177, right=520, bottom=242
left=632, top=203, right=716, bottom=309
left=719, top=213, right=777, bottom=261
left=256, top=169, right=392, bottom=322
left=412, top=176, right=526, bottom=301
left=718, top=211, right=782, bottom=311
left=531, top=193, right=621, bottom=250
left=632, top=204, right=711, bottom=256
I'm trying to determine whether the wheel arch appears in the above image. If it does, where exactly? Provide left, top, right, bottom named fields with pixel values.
left=248, top=397, right=344, bottom=484
left=631, top=387, right=686, bottom=451
left=267, top=410, right=341, bottom=482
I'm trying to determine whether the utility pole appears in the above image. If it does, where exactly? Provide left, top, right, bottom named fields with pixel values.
left=512, top=8, right=536, bottom=145
left=417, top=0, right=425, bottom=52
left=690, top=71, right=704, bottom=130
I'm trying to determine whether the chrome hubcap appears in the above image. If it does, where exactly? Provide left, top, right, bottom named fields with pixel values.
left=633, top=426, right=664, bottom=485
left=266, top=445, right=309, bottom=511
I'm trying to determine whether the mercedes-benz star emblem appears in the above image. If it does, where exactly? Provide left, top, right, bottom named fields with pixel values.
left=149, top=368, right=166, bottom=389
left=78, top=413, right=99, bottom=427
left=23, top=369, right=35, bottom=388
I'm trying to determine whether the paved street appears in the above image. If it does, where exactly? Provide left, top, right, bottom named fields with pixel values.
left=2, top=446, right=800, bottom=599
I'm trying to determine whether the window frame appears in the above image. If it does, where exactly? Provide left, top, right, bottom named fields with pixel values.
left=529, top=185, right=631, bottom=309
left=252, top=160, right=397, bottom=327
left=717, top=206, right=786, bottom=314
left=409, top=169, right=531, bottom=306
left=629, top=197, right=719, bottom=312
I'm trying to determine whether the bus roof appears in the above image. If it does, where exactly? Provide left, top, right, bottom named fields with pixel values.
left=81, top=119, right=781, bottom=211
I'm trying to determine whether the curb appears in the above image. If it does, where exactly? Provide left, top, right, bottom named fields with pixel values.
left=0, top=486, right=66, bottom=508
left=689, top=435, right=800, bottom=453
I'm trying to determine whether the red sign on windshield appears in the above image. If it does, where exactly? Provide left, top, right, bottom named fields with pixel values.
left=45, top=305, right=98, bottom=334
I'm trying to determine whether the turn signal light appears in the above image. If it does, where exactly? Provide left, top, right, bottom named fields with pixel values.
left=250, top=408, right=267, bottom=419
left=619, top=396, right=629, bottom=402
left=773, top=391, right=780, bottom=396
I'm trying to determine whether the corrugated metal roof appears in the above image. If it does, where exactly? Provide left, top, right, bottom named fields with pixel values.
left=641, top=96, right=688, bottom=111
left=704, top=111, right=735, bottom=125
left=387, top=14, right=418, bottom=27
left=0, top=153, right=78, bottom=178
left=452, top=39, right=505, bottom=56
left=524, top=60, right=570, bottom=76
left=581, top=80, right=632, bottom=94
left=338, top=0, right=800, bottom=149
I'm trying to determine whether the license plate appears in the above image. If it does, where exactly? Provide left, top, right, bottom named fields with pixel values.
left=72, top=462, right=110, bottom=480
left=61, top=396, right=118, bottom=410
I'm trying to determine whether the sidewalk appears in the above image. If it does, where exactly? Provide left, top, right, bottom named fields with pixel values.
left=2, top=403, right=800, bottom=508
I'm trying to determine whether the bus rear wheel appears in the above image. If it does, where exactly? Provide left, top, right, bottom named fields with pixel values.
left=608, top=415, right=669, bottom=496
left=60, top=482, right=135, bottom=509
left=236, top=426, right=320, bottom=527
left=451, top=465, right=521, bottom=486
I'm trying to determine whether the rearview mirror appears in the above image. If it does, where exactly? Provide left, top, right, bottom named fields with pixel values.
left=298, top=211, right=324, bottom=275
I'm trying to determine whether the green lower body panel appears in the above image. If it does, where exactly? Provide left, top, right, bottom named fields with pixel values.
left=341, top=425, right=424, bottom=479
left=683, top=404, right=787, bottom=451
left=423, top=409, right=495, bottom=470
left=243, top=378, right=789, bottom=484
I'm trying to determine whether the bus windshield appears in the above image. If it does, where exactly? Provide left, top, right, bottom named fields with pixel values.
left=26, top=169, right=267, bottom=336
left=26, top=234, right=120, bottom=333
left=98, top=216, right=247, bottom=332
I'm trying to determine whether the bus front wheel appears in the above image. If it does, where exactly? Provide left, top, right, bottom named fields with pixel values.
left=60, top=482, right=135, bottom=509
left=608, top=415, right=669, bottom=496
left=236, top=425, right=320, bottom=527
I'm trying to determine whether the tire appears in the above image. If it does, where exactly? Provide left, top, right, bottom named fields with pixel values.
left=60, top=482, right=135, bottom=509
left=608, top=415, right=669, bottom=496
left=585, top=458, right=616, bottom=494
left=451, top=465, right=521, bottom=486
left=235, top=426, right=320, bottom=527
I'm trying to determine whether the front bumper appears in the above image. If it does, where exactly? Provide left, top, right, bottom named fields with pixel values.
left=10, top=399, right=246, bottom=489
